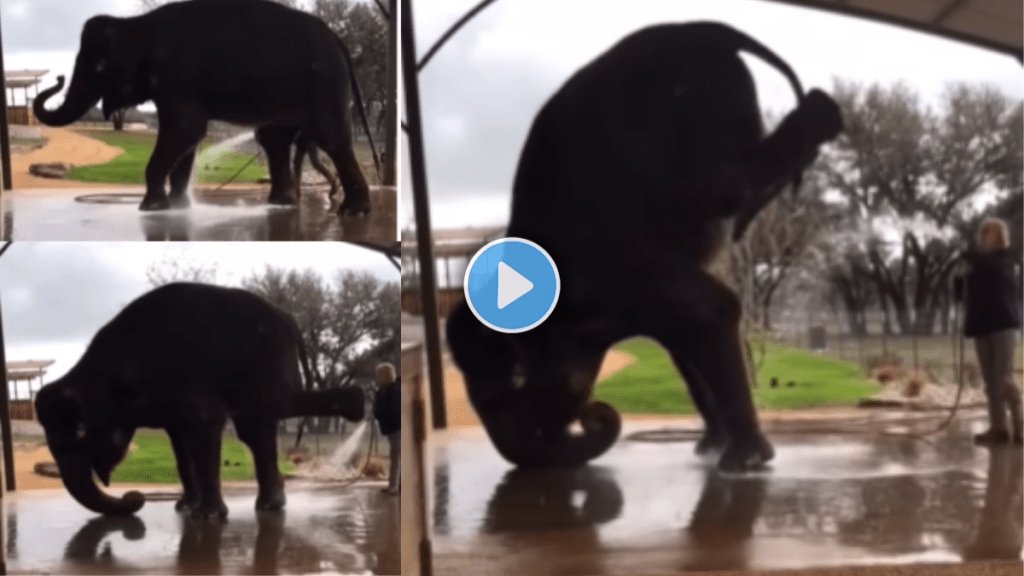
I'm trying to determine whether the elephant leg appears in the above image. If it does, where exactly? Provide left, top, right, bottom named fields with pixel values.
left=142, top=109, right=207, bottom=212
left=307, top=146, right=340, bottom=199
left=167, top=150, right=196, bottom=209
left=650, top=268, right=772, bottom=472
left=310, top=116, right=370, bottom=216
left=291, top=139, right=306, bottom=201
left=233, top=415, right=286, bottom=511
left=669, top=352, right=729, bottom=455
left=167, top=427, right=201, bottom=512
left=255, top=125, right=300, bottom=206
left=180, top=412, right=228, bottom=520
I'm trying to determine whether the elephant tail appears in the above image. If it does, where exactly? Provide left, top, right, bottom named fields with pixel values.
left=293, top=329, right=317, bottom=449
left=334, top=34, right=382, bottom=181
left=702, top=21, right=805, bottom=103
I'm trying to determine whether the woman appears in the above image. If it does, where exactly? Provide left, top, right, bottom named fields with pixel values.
left=373, top=363, right=401, bottom=495
left=953, top=217, right=1023, bottom=444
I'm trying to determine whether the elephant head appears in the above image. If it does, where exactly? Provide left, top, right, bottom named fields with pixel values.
left=34, top=383, right=145, bottom=516
left=34, top=15, right=149, bottom=126
left=446, top=302, right=621, bottom=469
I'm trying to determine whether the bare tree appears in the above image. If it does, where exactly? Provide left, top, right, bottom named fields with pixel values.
left=818, top=80, right=1021, bottom=335
left=145, top=256, right=219, bottom=288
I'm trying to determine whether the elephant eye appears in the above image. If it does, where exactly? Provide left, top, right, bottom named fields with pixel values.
left=95, top=60, right=107, bottom=73
left=76, top=424, right=87, bottom=440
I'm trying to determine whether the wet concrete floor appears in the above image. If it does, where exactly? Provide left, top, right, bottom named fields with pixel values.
left=6, top=481, right=399, bottom=575
left=426, top=412, right=1023, bottom=575
left=0, top=186, right=397, bottom=242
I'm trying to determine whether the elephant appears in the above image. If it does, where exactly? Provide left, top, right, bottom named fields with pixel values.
left=33, top=282, right=366, bottom=520
left=446, top=22, right=843, bottom=473
left=32, top=0, right=376, bottom=216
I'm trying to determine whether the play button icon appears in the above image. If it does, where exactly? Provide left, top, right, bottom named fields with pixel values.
left=464, top=237, right=561, bottom=334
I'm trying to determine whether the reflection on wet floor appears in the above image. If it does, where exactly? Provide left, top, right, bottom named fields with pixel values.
left=7, top=482, right=399, bottom=575
left=428, top=413, right=1023, bottom=575
left=0, top=186, right=396, bottom=242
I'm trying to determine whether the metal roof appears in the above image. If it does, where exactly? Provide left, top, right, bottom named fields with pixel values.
left=760, top=0, right=1022, bottom=61
left=5, top=360, right=54, bottom=382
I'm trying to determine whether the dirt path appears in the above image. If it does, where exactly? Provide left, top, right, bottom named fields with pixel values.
left=442, top=350, right=636, bottom=428
left=11, top=127, right=130, bottom=190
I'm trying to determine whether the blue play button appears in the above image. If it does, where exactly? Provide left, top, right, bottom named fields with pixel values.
left=464, top=237, right=561, bottom=334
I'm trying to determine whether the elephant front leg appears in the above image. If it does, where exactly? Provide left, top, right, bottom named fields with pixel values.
left=233, top=416, right=286, bottom=511
left=181, top=417, right=229, bottom=520
left=142, top=109, right=208, bottom=212
left=166, top=427, right=200, bottom=512
left=667, top=352, right=729, bottom=455
left=255, top=126, right=300, bottom=206
left=651, top=269, right=773, bottom=472
left=167, top=150, right=196, bottom=209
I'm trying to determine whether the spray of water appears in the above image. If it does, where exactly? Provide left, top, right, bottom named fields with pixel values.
left=328, top=420, right=370, bottom=469
left=194, top=131, right=257, bottom=186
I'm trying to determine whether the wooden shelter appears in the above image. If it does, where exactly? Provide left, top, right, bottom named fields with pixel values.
left=5, top=70, right=47, bottom=126
left=5, top=359, right=53, bottom=420
left=400, top=226, right=504, bottom=316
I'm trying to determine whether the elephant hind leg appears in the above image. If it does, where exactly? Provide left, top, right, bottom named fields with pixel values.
left=307, top=147, right=341, bottom=199
left=233, top=415, right=286, bottom=512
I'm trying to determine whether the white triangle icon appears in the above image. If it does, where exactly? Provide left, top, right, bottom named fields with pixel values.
left=497, top=261, right=534, bottom=309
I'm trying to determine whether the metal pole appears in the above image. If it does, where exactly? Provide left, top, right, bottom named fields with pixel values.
left=0, top=11, right=14, bottom=191
left=382, top=0, right=399, bottom=186
left=0, top=293, right=16, bottom=491
left=402, top=0, right=447, bottom=429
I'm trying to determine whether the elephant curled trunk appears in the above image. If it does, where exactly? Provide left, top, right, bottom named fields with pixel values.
left=33, top=73, right=103, bottom=128
left=49, top=447, right=145, bottom=516
left=482, top=400, right=621, bottom=469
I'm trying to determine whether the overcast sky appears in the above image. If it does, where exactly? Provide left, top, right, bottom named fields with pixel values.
left=399, top=0, right=1024, bottom=230
left=0, top=242, right=398, bottom=392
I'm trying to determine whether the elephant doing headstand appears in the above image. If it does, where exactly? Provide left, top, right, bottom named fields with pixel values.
left=447, top=22, right=844, bottom=473
left=34, top=283, right=366, bottom=520
left=32, top=0, right=375, bottom=216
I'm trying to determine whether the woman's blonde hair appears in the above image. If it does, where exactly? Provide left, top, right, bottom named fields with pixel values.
left=376, top=363, right=397, bottom=385
left=977, top=217, right=1011, bottom=251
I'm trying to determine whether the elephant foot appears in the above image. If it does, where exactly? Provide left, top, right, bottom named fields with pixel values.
left=337, top=199, right=371, bottom=217
left=717, top=432, right=774, bottom=473
left=168, top=194, right=191, bottom=209
left=255, top=491, right=286, bottom=512
left=695, top=428, right=729, bottom=456
left=175, top=495, right=200, bottom=513
left=138, top=195, right=171, bottom=212
left=267, top=193, right=297, bottom=207
left=189, top=500, right=229, bottom=521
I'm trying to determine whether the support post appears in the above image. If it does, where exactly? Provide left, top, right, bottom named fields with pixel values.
left=0, top=294, right=16, bottom=491
left=402, top=0, right=447, bottom=429
left=0, top=14, right=13, bottom=192
left=382, top=0, right=399, bottom=186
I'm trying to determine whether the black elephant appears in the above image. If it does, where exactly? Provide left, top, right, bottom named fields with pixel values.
left=446, top=22, right=843, bottom=473
left=32, top=0, right=375, bottom=216
left=34, top=283, right=366, bottom=520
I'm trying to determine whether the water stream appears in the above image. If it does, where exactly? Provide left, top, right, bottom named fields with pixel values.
left=328, top=420, right=370, bottom=469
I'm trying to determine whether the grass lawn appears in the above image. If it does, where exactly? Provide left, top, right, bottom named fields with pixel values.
left=66, top=130, right=268, bottom=185
left=111, top=429, right=295, bottom=484
left=592, top=337, right=880, bottom=415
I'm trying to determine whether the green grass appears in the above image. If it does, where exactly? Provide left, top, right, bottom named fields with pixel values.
left=65, top=130, right=268, bottom=185
left=592, top=337, right=880, bottom=415
left=110, top=429, right=295, bottom=484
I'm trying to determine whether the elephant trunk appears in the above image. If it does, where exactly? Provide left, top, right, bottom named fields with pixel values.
left=482, top=400, right=621, bottom=469
left=33, top=72, right=103, bottom=127
left=49, top=441, right=145, bottom=516
left=289, top=386, right=366, bottom=422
